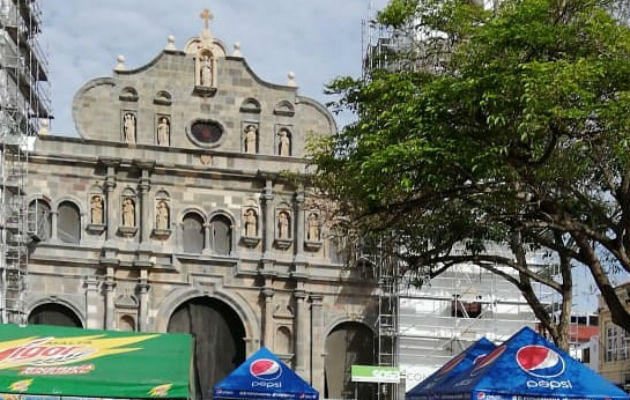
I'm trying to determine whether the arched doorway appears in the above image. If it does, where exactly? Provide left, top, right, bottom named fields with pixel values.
left=168, top=297, right=245, bottom=400
left=325, top=321, right=376, bottom=400
left=28, top=303, right=83, bottom=327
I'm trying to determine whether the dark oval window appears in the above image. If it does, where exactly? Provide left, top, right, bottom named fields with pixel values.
left=191, top=120, right=223, bottom=144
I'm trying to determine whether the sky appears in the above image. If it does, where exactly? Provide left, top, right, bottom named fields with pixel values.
left=41, top=0, right=389, bottom=136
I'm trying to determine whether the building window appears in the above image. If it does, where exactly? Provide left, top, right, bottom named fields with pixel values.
left=28, top=199, right=52, bottom=241
left=211, top=215, right=232, bottom=255
left=57, top=201, right=81, bottom=244
left=182, top=213, right=205, bottom=253
left=605, top=323, right=629, bottom=362
left=191, top=121, right=223, bottom=144
left=582, top=347, right=590, bottom=364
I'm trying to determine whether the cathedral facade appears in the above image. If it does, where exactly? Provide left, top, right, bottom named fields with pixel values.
left=24, top=12, right=377, bottom=400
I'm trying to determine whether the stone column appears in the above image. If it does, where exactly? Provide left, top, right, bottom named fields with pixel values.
left=135, top=161, right=154, bottom=247
left=138, top=178, right=150, bottom=244
left=244, top=337, right=260, bottom=357
left=103, top=266, right=116, bottom=330
left=204, top=223, right=212, bottom=253
left=262, top=287, right=274, bottom=348
left=49, top=211, right=58, bottom=241
left=294, top=192, right=305, bottom=257
left=293, top=191, right=307, bottom=277
left=137, top=268, right=150, bottom=331
left=100, top=158, right=120, bottom=242
left=294, top=289, right=309, bottom=378
left=310, top=294, right=324, bottom=391
left=262, top=179, right=274, bottom=260
left=84, top=276, right=100, bottom=329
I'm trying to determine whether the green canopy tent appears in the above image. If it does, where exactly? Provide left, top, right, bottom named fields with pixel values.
left=0, top=324, right=191, bottom=399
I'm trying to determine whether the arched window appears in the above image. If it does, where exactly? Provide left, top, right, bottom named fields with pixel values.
left=211, top=215, right=232, bottom=255
left=57, top=201, right=81, bottom=244
left=183, top=213, right=205, bottom=253
left=28, top=199, right=51, bottom=241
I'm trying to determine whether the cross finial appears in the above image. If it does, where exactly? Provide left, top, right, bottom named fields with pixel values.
left=200, top=8, right=213, bottom=30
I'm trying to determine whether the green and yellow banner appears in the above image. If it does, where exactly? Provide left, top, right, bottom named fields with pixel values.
left=0, top=324, right=191, bottom=399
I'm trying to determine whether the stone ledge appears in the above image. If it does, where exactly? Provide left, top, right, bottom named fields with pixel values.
left=86, top=224, right=106, bottom=234
left=193, top=86, right=217, bottom=97
left=304, top=240, right=323, bottom=251
left=117, top=226, right=138, bottom=237
left=240, top=236, right=261, bottom=248
left=274, top=238, right=293, bottom=250
left=151, top=228, right=172, bottom=240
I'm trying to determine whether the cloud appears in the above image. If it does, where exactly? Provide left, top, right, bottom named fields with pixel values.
left=41, top=0, right=389, bottom=136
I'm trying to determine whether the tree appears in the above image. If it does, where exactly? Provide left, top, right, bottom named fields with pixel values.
left=309, top=0, right=630, bottom=347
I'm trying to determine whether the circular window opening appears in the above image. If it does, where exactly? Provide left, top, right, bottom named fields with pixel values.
left=191, top=121, right=223, bottom=144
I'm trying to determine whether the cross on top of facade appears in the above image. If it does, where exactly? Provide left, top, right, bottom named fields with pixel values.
left=200, top=8, right=213, bottom=30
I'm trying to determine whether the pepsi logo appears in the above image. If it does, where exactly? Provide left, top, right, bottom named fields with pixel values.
left=250, top=359, right=282, bottom=381
left=516, top=346, right=565, bottom=378
left=477, top=392, right=485, bottom=399
left=470, top=345, right=506, bottom=376
left=437, top=352, right=466, bottom=376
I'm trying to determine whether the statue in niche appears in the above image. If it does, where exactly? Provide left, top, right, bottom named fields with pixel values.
left=122, top=197, right=135, bottom=227
left=307, top=213, right=320, bottom=241
left=244, top=209, right=257, bottom=237
left=90, top=195, right=104, bottom=225
left=200, top=55, right=213, bottom=87
left=156, top=200, right=169, bottom=230
left=157, top=117, right=170, bottom=146
left=278, top=211, right=290, bottom=239
left=123, top=113, right=136, bottom=144
left=279, top=131, right=290, bottom=156
left=244, top=125, right=257, bottom=154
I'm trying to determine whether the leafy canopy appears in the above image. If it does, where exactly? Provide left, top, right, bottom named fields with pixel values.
left=310, top=0, right=630, bottom=335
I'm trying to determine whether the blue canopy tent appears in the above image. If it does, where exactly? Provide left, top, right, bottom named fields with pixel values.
left=433, top=327, right=629, bottom=400
left=213, top=347, right=318, bottom=400
left=407, top=337, right=496, bottom=400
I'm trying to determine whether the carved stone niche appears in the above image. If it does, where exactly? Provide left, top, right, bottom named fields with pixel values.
left=152, top=193, right=172, bottom=240
left=119, top=87, right=138, bottom=102
left=240, top=207, right=260, bottom=248
left=117, top=193, right=138, bottom=237
left=86, top=190, right=106, bottom=234
left=274, top=208, right=292, bottom=250
left=153, top=90, right=172, bottom=106
left=304, top=211, right=323, bottom=251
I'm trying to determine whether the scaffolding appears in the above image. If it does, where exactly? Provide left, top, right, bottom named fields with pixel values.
left=0, top=0, right=50, bottom=324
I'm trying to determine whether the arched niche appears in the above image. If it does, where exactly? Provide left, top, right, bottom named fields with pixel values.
left=239, top=98, right=261, bottom=114
left=273, top=100, right=295, bottom=117
left=119, top=86, right=138, bottom=102
left=168, top=296, right=245, bottom=400
left=154, top=90, right=172, bottom=106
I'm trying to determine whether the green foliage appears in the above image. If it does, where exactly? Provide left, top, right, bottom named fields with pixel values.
left=310, top=0, right=630, bottom=333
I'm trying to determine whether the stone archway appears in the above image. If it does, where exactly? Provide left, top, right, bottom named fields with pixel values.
left=28, top=303, right=83, bottom=328
left=324, top=321, right=376, bottom=400
left=168, top=296, right=246, bottom=400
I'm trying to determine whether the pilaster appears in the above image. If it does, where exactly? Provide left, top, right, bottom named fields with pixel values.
left=103, top=266, right=116, bottom=330
left=137, top=268, right=150, bottom=331
left=294, top=288, right=309, bottom=378
left=84, top=276, right=100, bottom=329
left=310, top=294, right=324, bottom=391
